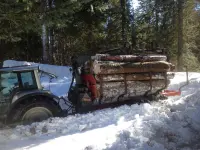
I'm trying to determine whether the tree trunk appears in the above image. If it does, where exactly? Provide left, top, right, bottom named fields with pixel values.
left=42, top=24, right=48, bottom=63
left=48, top=0, right=55, bottom=64
left=120, top=0, right=127, bottom=48
left=177, top=0, right=184, bottom=71
left=41, top=0, right=49, bottom=63
left=155, top=0, right=159, bottom=48
left=126, top=0, right=136, bottom=50
left=131, top=8, right=136, bottom=50
left=48, top=28, right=54, bottom=64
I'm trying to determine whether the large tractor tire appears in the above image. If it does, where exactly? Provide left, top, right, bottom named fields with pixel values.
left=8, top=97, right=61, bottom=126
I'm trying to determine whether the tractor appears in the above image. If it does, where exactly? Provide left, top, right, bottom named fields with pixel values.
left=0, top=66, right=62, bottom=126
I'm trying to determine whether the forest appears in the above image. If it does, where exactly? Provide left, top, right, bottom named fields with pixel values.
left=0, top=0, right=200, bottom=71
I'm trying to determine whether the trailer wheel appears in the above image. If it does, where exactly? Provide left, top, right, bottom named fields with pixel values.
left=8, top=97, right=60, bottom=125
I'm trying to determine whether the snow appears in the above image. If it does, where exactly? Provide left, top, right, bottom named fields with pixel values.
left=1, top=60, right=200, bottom=150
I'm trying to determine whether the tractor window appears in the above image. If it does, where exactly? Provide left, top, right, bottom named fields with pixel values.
left=0, top=72, right=19, bottom=96
left=20, top=71, right=37, bottom=89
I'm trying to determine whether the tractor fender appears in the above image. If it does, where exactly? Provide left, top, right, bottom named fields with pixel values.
left=10, top=89, right=61, bottom=111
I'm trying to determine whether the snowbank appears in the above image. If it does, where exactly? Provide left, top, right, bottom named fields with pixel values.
left=1, top=60, right=200, bottom=150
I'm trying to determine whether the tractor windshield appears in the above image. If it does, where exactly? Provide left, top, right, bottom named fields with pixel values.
left=0, top=72, right=19, bottom=97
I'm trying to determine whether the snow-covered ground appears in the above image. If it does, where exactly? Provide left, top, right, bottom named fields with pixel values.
left=1, top=60, right=200, bottom=150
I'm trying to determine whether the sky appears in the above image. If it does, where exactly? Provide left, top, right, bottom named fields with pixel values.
left=132, top=0, right=139, bottom=9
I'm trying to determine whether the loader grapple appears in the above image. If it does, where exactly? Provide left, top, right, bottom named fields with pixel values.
left=68, top=53, right=175, bottom=110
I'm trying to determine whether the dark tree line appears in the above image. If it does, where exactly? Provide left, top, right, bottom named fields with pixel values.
left=0, top=0, right=200, bottom=71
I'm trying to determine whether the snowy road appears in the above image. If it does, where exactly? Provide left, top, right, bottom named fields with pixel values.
left=1, top=61, right=200, bottom=150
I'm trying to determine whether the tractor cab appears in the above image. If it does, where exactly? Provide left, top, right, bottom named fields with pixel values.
left=0, top=65, right=45, bottom=121
left=0, top=65, right=62, bottom=125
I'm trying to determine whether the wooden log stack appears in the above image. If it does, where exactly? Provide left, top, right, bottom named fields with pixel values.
left=84, top=54, right=175, bottom=100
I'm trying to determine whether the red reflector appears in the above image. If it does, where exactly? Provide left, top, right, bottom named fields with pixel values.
left=161, top=90, right=181, bottom=96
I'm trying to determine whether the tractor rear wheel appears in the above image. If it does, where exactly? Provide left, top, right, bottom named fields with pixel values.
left=8, top=98, right=60, bottom=126
left=21, top=105, right=53, bottom=123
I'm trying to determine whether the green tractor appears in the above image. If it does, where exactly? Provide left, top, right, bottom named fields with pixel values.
left=0, top=66, right=62, bottom=126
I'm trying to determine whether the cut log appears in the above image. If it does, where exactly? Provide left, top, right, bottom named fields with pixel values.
left=93, top=61, right=175, bottom=74
left=96, top=80, right=169, bottom=100
left=95, top=73, right=174, bottom=82
left=93, top=54, right=167, bottom=62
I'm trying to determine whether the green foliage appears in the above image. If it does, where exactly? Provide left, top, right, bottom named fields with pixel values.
left=181, top=0, right=200, bottom=71
left=0, top=0, right=40, bottom=42
left=0, top=0, right=200, bottom=71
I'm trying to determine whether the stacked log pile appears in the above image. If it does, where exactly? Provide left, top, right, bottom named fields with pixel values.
left=88, top=54, right=175, bottom=101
